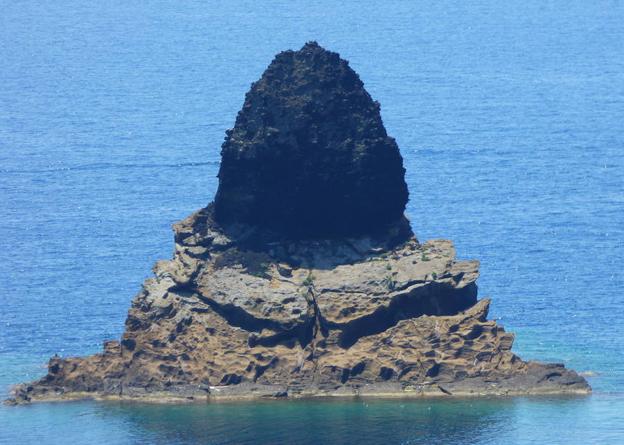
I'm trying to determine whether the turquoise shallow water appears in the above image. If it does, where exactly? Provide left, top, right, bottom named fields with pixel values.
left=1, top=1, right=623, bottom=443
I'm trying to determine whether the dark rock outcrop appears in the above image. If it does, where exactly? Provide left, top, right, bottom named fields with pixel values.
left=6, top=43, right=589, bottom=405
left=214, top=41, right=408, bottom=239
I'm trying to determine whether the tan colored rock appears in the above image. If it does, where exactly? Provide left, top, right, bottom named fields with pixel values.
left=6, top=207, right=589, bottom=404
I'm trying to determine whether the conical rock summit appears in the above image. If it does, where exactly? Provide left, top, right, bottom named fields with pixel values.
left=214, top=42, right=409, bottom=239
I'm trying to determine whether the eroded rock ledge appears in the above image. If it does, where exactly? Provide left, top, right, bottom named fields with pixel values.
left=7, top=207, right=589, bottom=404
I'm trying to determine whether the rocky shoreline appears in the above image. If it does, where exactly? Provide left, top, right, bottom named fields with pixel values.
left=6, top=42, right=589, bottom=405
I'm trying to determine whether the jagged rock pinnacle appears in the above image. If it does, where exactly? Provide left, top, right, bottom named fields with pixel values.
left=214, top=41, right=409, bottom=238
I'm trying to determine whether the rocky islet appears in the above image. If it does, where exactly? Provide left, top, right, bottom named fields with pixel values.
left=7, top=42, right=589, bottom=404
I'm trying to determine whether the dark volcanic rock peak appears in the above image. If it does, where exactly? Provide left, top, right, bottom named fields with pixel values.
left=214, top=41, right=409, bottom=238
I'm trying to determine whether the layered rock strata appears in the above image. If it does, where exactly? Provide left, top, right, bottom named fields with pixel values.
left=7, top=42, right=589, bottom=404
left=9, top=207, right=588, bottom=403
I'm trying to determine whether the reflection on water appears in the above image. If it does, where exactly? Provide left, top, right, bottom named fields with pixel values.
left=99, top=397, right=516, bottom=444
left=98, top=395, right=623, bottom=445
left=2, top=391, right=622, bottom=444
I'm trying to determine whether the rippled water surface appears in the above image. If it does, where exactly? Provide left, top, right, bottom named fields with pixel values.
left=1, top=1, right=623, bottom=443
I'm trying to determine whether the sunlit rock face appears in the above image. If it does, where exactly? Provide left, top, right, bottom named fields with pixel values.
left=214, top=41, right=409, bottom=239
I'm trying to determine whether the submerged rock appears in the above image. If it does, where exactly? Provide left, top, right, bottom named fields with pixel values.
left=7, top=43, right=589, bottom=405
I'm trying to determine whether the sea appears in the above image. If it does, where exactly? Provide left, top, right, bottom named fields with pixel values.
left=1, top=1, right=623, bottom=443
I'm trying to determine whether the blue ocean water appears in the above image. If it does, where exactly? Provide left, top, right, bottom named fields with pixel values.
left=1, top=1, right=623, bottom=443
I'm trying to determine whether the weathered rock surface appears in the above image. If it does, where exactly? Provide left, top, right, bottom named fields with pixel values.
left=8, top=208, right=589, bottom=404
left=214, top=41, right=408, bottom=238
left=7, top=42, right=589, bottom=404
